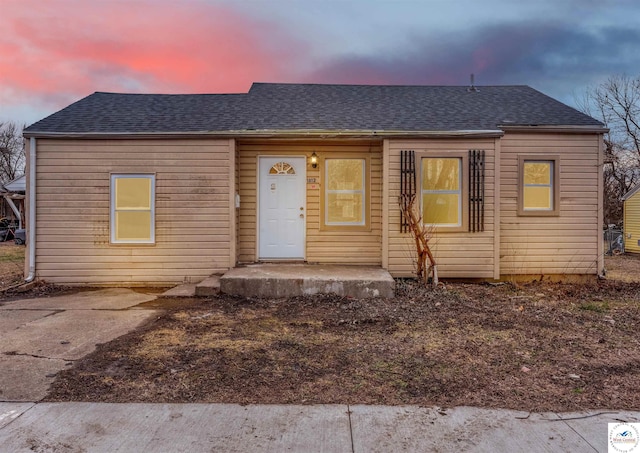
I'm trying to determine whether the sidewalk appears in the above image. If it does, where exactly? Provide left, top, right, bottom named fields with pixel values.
left=1, top=402, right=637, bottom=452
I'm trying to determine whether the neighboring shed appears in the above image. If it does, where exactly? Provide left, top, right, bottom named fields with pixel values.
left=622, top=185, right=640, bottom=254
left=1, top=174, right=25, bottom=228
left=22, top=83, right=606, bottom=285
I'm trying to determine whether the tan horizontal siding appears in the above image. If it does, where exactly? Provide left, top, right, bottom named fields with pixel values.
left=33, top=138, right=234, bottom=285
left=386, top=138, right=497, bottom=278
left=624, top=191, right=640, bottom=253
left=236, top=140, right=382, bottom=265
left=37, top=244, right=230, bottom=253
left=500, top=132, right=600, bottom=275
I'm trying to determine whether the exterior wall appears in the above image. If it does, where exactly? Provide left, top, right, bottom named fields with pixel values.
left=236, top=140, right=382, bottom=265
left=500, top=132, right=602, bottom=275
left=624, top=190, right=640, bottom=254
left=28, top=131, right=603, bottom=285
left=385, top=138, right=498, bottom=279
left=32, top=138, right=234, bottom=285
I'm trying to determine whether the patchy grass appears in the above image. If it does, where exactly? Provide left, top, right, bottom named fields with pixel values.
left=579, top=301, right=610, bottom=313
left=0, top=243, right=24, bottom=290
left=46, top=276, right=640, bottom=412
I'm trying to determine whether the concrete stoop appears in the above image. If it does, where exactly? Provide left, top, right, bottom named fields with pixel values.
left=219, top=264, right=395, bottom=299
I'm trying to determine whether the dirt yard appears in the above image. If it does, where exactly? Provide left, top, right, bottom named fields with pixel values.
left=42, top=255, right=640, bottom=412
left=604, top=252, right=640, bottom=283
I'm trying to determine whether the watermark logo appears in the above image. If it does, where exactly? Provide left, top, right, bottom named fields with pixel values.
left=609, top=423, right=640, bottom=453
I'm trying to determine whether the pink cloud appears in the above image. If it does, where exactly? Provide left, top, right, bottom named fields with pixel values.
left=0, top=0, right=304, bottom=114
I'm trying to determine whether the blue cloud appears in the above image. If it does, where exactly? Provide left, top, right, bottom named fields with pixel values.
left=304, top=21, right=640, bottom=106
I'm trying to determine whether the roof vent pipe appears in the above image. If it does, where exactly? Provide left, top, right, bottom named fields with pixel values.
left=468, top=73, right=479, bottom=92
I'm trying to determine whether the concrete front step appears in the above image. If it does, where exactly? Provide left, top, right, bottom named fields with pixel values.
left=195, top=276, right=221, bottom=297
left=220, top=264, right=394, bottom=299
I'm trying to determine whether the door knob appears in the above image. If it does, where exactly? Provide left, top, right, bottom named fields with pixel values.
left=300, top=214, right=304, bottom=218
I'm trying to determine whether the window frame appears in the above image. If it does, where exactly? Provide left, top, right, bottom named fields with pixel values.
left=517, top=155, right=560, bottom=217
left=110, top=173, right=156, bottom=244
left=417, top=151, right=469, bottom=233
left=320, top=155, right=371, bottom=231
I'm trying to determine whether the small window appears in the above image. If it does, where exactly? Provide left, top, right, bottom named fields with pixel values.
left=110, top=174, right=155, bottom=244
left=421, top=157, right=462, bottom=227
left=323, top=158, right=367, bottom=228
left=524, top=161, right=552, bottom=209
left=269, top=162, right=295, bottom=175
left=518, top=156, right=560, bottom=216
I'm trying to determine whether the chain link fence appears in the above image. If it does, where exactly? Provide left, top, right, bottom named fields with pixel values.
left=604, top=226, right=625, bottom=255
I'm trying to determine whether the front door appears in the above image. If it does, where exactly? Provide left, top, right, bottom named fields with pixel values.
left=258, top=157, right=306, bottom=259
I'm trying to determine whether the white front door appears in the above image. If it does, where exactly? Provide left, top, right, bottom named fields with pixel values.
left=258, top=157, right=306, bottom=259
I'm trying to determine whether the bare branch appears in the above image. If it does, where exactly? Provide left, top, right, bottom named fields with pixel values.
left=579, top=75, right=640, bottom=225
left=0, top=122, right=26, bottom=184
left=399, top=194, right=438, bottom=287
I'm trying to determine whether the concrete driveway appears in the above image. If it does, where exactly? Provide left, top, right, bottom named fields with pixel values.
left=0, top=288, right=159, bottom=402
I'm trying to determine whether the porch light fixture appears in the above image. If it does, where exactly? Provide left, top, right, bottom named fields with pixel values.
left=310, top=151, right=318, bottom=169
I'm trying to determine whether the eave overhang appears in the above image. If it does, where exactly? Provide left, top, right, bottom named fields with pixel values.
left=23, top=128, right=506, bottom=140
left=498, top=124, right=608, bottom=134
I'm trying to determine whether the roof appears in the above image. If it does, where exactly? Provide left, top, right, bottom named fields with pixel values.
left=2, top=175, right=25, bottom=192
left=622, top=184, right=640, bottom=201
left=24, top=83, right=605, bottom=137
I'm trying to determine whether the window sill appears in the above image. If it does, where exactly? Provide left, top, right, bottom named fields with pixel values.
left=320, top=225, right=372, bottom=232
left=517, top=210, right=560, bottom=217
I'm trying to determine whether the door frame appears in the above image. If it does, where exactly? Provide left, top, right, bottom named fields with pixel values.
left=256, top=155, right=307, bottom=261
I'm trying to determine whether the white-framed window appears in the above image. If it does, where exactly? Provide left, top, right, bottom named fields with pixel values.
left=523, top=161, right=553, bottom=210
left=518, top=155, right=560, bottom=216
left=324, top=158, right=366, bottom=226
left=110, top=174, right=155, bottom=244
left=421, top=157, right=462, bottom=227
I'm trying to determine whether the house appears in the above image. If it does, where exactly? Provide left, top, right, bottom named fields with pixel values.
left=22, top=83, right=606, bottom=286
left=622, top=185, right=640, bottom=254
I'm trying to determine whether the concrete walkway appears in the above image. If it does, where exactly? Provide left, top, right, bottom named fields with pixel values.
left=0, top=402, right=637, bottom=452
left=0, top=288, right=159, bottom=401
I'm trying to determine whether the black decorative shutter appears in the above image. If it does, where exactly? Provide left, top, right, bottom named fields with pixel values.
left=400, top=150, right=416, bottom=232
left=469, top=150, right=485, bottom=232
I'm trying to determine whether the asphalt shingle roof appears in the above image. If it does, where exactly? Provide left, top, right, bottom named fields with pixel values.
left=24, top=83, right=604, bottom=135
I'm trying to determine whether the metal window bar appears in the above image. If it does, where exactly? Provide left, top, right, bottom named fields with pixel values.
left=469, top=150, right=485, bottom=232
left=400, top=150, right=416, bottom=232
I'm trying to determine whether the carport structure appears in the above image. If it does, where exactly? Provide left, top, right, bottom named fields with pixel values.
left=1, top=175, right=25, bottom=231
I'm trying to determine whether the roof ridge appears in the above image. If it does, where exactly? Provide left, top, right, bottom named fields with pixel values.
left=250, top=82, right=533, bottom=89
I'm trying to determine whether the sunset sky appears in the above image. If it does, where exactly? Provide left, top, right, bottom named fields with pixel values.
left=2, top=0, right=639, bottom=126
